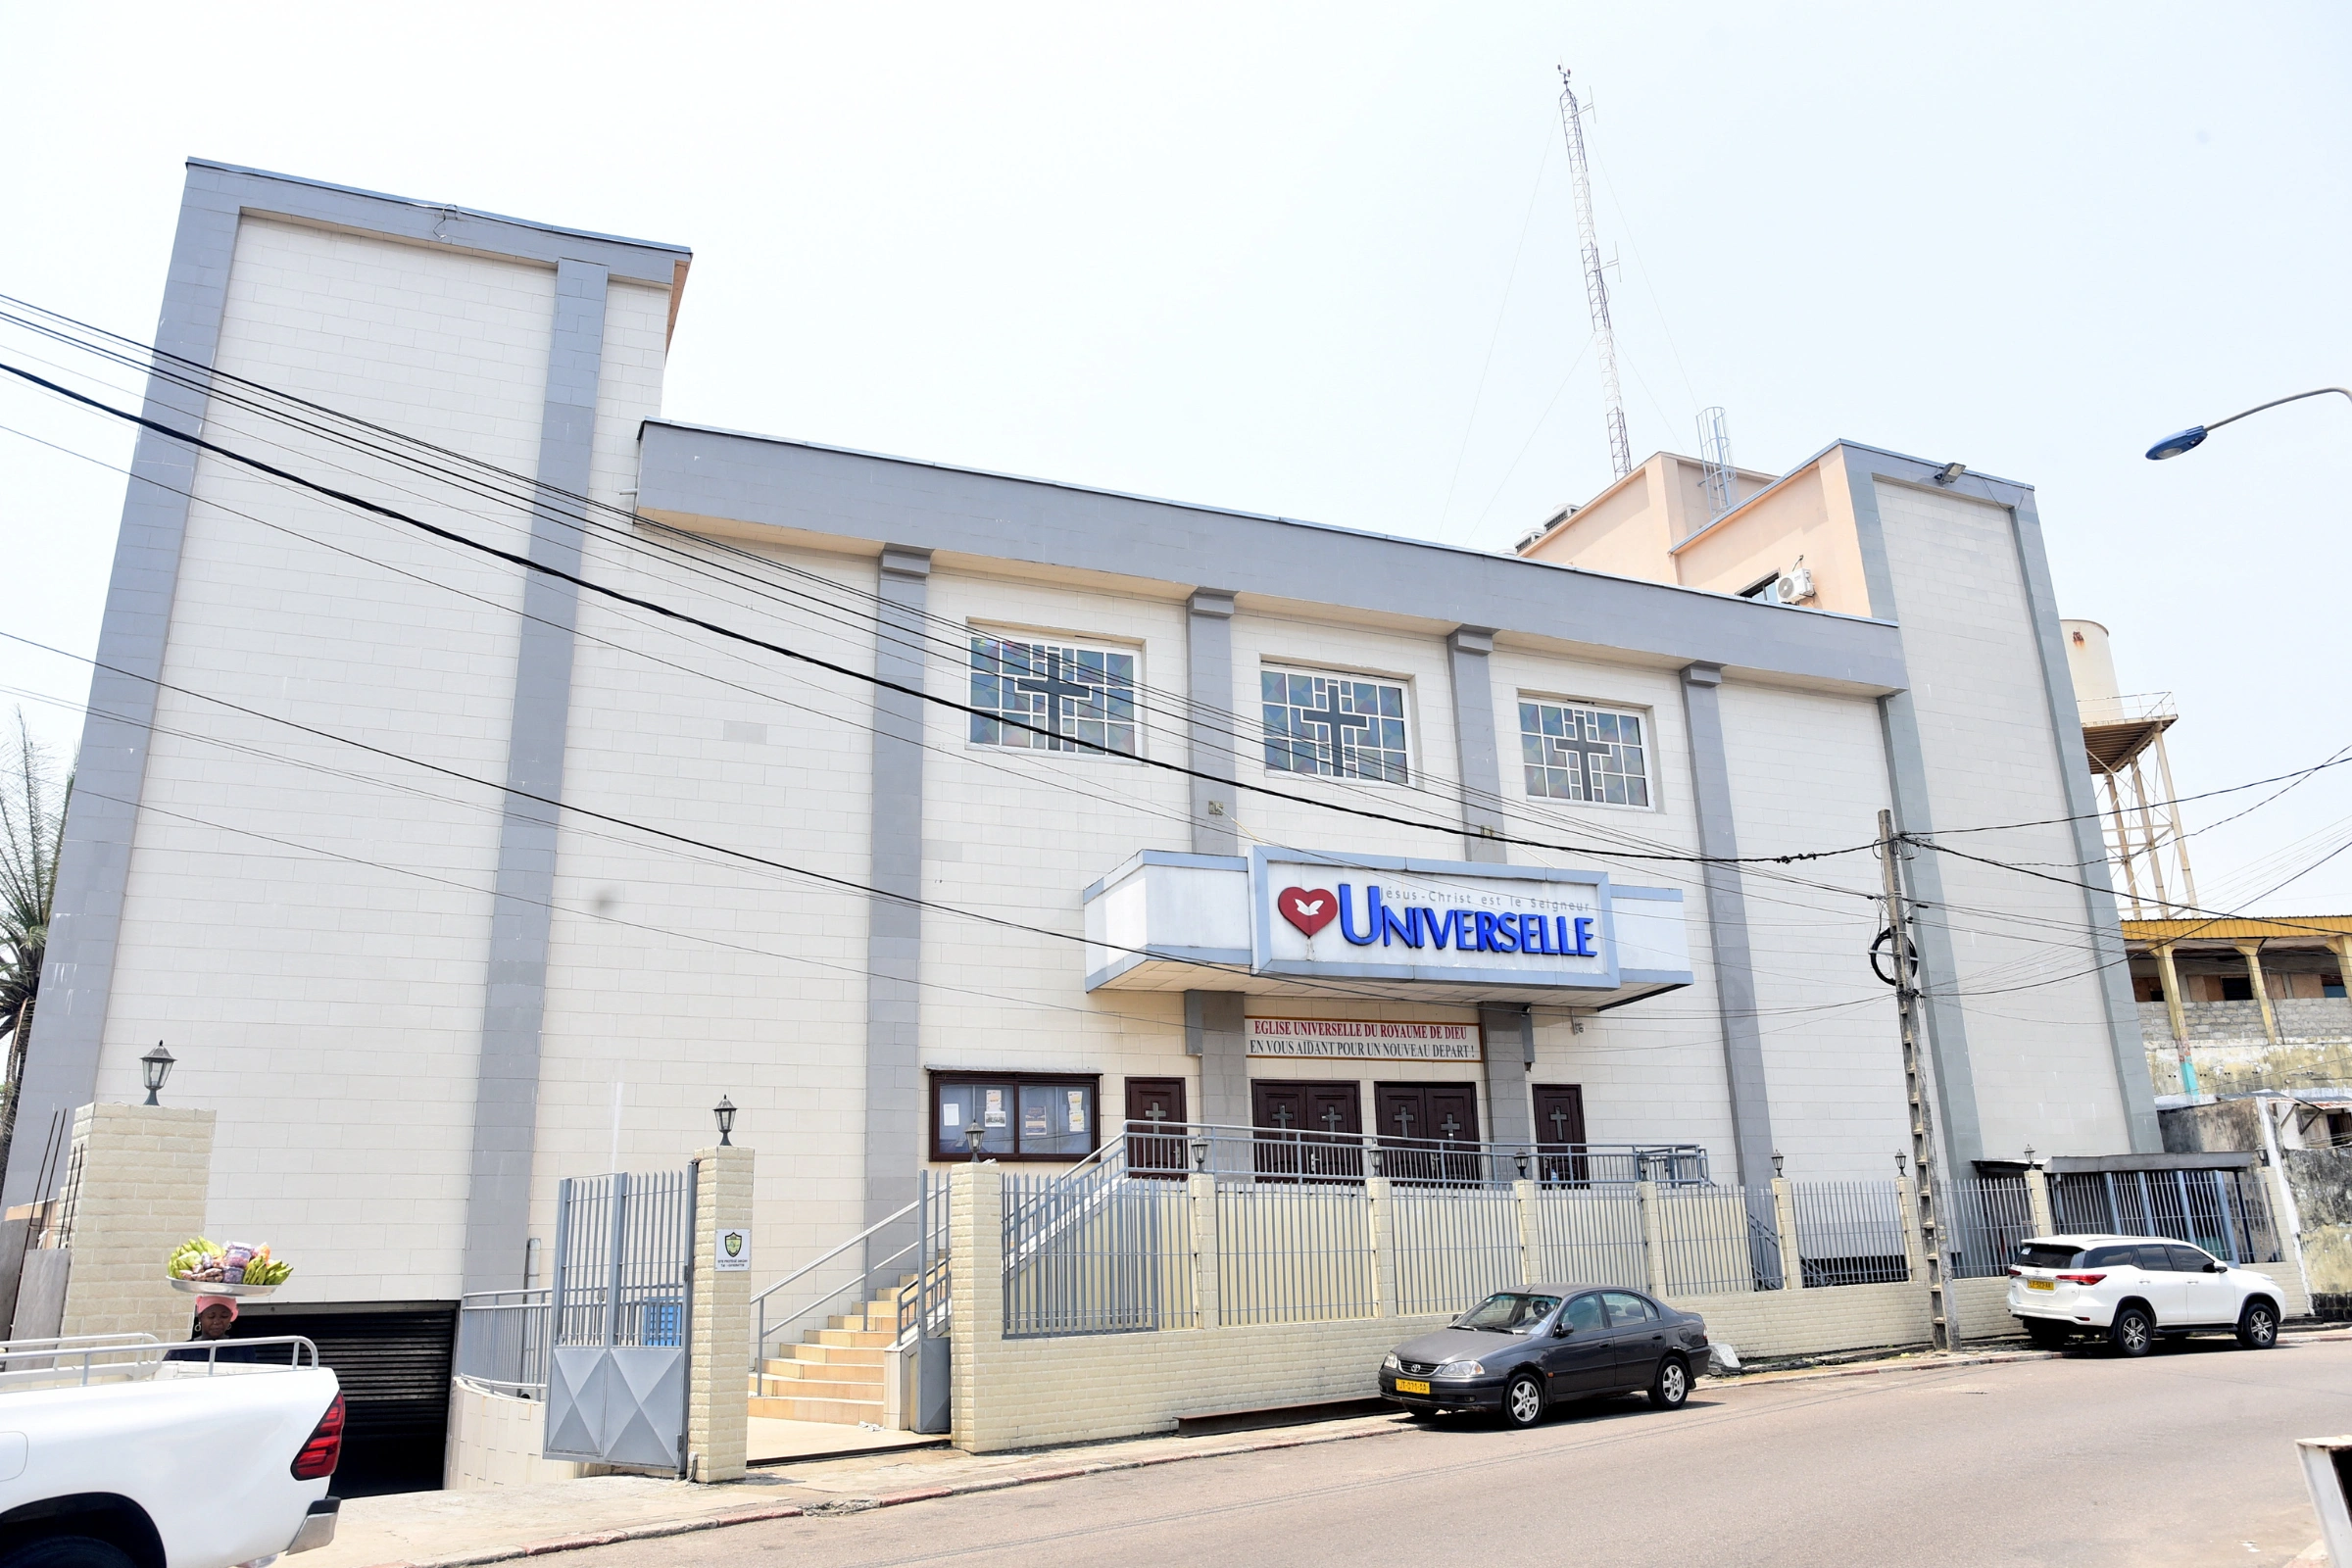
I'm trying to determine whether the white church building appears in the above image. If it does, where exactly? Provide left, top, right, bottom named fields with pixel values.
left=12, top=162, right=2154, bottom=1343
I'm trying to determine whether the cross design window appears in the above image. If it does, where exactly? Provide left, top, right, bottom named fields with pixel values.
left=969, top=637, right=1138, bottom=756
left=1262, top=669, right=1409, bottom=783
left=1520, top=699, right=1650, bottom=807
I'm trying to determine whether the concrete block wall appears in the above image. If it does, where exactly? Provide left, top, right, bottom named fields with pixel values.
left=56, top=1103, right=218, bottom=1344
left=443, top=1379, right=598, bottom=1490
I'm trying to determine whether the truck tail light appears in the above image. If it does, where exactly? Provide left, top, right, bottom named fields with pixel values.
left=2054, top=1272, right=2107, bottom=1287
left=292, top=1394, right=346, bottom=1480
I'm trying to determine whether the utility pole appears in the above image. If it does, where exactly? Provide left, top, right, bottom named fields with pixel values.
left=1557, top=67, right=1632, bottom=482
left=1880, top=808, right=1958, bottom=1350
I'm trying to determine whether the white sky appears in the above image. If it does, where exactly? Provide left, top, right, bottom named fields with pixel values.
left=2, top=1, right=2348, bottom=910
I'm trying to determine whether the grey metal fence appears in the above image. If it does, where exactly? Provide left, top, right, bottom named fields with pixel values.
left=1388, top=1182, right=1525, bottom=1316
left=2048, top=1166, right=2281, bottom=1264
left=1528, top=1186, right=1647, bottom=1288
left=1791, top=1182, right=1910, bottom=1287
left=1003, top=1160, right=1194, bottom=1337
left=551, top=1169, right=697, bottom=1351
left=1946, top=1177, right=2034, bottom=1280
left=1654, top=1186, right=1782, bottom=1294
left=456, top=1288, right=551, bottom=1396
left=1216, top=1181, right=1377, bottom=1325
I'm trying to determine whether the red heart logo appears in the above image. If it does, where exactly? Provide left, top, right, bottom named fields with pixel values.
left=1278, top=886, right=1338, bottom=937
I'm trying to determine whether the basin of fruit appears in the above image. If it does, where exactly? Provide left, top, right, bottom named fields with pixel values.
left=166, top=1237, right=292, bottom=1296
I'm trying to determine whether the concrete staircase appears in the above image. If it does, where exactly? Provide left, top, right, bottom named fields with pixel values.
left=746, top=1283, right=904, bottom=1425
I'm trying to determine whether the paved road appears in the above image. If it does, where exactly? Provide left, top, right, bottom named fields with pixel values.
left=591, top=1337, right=2352, bottom=1568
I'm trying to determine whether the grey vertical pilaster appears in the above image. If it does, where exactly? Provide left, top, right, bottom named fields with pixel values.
left=1185, top=589, right=1239, bottom=856
left=1478, top=1004, right=1535, bottom=1148
left=1446, top=627, right=1507, bottom=864
left=1183, top=589, right=1249, bottom=1129
left=1678, top=663, right=1776, bottom=1189
left=866, top=547, right=933, bottom=1237
left=1187, top=991, right=1250, bottom=1129
left=2007, top=493, right=2162, bottom=1153
left=1840, top=466, right=1985, bottom=1176
left=4, top=175, right=242, bottom=1209
left=461, top=259, right=609, bottom=1292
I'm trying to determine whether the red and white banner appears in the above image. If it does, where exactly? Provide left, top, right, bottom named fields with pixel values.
left=1244, top=1017, right=1482, bottom=1061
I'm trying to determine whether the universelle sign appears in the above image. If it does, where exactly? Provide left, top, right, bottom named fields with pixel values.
left=1254, top=851, right=1615, bottom=990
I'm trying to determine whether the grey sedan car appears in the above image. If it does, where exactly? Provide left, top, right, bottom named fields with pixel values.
left=1380, top=1284, right=1709, bottom=1429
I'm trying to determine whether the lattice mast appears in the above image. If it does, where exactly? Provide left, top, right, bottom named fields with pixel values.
left=1558, top=67, right=1631, bottom=481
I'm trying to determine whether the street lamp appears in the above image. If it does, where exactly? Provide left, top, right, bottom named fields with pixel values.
left=965, top=1123, right=988, bottom=1163
left=712, top=1095, right=736, bottom=1147
left=140, top=1043, right=175, bottom=1106
left=1771, top=1150, right=1785, bottom=1179
left=2145, top=387, right=2352, bottom=461
left=1895, top=1152, right=1908, bottom=1179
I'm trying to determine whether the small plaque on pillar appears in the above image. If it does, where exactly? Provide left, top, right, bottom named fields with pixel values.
left=716, top=1228, right=750, bottom=1271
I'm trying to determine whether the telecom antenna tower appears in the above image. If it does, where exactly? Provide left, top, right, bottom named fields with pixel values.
left=1558, top=67, right=1631, bottom=481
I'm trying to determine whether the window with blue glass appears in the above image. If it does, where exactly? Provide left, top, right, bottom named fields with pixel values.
left=1261, top=668, right=1410, bottom=783
left=968, top=636, right=1139, bottom=756
left=1520, top=699, right=1651, bottom=807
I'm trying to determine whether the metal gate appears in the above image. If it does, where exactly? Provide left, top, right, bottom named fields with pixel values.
left=543, top=1167, right=697, bottom=1471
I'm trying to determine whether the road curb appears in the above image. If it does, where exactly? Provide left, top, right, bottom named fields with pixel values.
left=363, top=1420, right=1409, bottom=1567
left=364, top=1332, right=2352, bottom=1566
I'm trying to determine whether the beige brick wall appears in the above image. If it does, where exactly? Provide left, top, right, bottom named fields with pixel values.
left=686, top=1145, right=754, bottom=1482
left=55, top=1103, right=219, bottom=1345
left=951, top=1166, right=2025, bottom=1453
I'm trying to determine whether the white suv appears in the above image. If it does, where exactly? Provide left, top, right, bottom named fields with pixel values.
left=2007, top=1233, right=2282, bottom=1355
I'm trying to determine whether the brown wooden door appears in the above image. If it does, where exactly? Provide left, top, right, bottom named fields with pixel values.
left=1376, top=1083, right=1482, bottom=1183
left=1125, top=1077, right=1188, bottom=1176
left=1533, top=1083, right=1589, bottom=1185
left=1251, top=1080, right=1363, bottom=1180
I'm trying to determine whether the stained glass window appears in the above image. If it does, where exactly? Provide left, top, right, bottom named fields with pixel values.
left=1520, top=699, right=1650, bottom=807
left=969, top=637, right=1139, bottom=755
left=1262, top=669, right=1410, bottom=783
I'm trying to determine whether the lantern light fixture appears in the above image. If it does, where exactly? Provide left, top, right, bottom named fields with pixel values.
left=140, top=1043, right=175, bottom=1106
left=713, top=1095, right=737, bottom=1147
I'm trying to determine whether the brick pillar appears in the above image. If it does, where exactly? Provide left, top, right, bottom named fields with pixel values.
left=2024, top=1168, right=2055, bottom=1237
left=1512, top=1179, right=1542, bottom=1286
left=685, top=1144, right=753, bottom=1483
left=1637, top=1181, right=1671, bottom=1298
left=1771, top=1178, right=1803, bottom=1291
left=1188, top=1172, right=1220, bottom=1329
left=56, top=1102, right=217, bottom=1345
left=1366, top=1176, right=1400, bottom=1316
left=1896, top=1177, right=1927, bottom=1280
left=948, top=1163, right=1003, bottom=1452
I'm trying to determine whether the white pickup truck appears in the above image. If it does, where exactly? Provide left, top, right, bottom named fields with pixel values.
left=0, top=1334, right=342, bottom=1568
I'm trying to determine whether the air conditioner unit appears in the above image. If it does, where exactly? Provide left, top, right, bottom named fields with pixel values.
left=1774, top=560, right=1816, bottom=605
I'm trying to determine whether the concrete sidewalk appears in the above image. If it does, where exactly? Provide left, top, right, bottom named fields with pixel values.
left=317, top=1335, right=2351, bottom=1568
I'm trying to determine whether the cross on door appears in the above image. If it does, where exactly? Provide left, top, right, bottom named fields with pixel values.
left=1547, top=1106, right=1573, bottom=1142
left=1320, top=1104, right=1346, bottom=1134
left=1302, top=685, right=1375, bottom=768
left=1144, top=1102, right=1168, bottom=1125
left=1439, top=1112, right=1463, bottom=1141
left=1391, top=1103, right=1416, bottom=1138
left=1014, top=649, right=1096, bottom=750
left=1270, top=1103, right=1295, bottom=1130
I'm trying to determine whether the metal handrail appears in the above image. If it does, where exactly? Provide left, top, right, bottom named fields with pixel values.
left=747, top=1198, right=919, bottom=1311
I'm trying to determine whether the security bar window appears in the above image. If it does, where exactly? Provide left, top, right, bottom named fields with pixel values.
left=1262, top=669, right=1410, bottom=783
left=1521, top=699, right=1651, bottom=807
left=969, top=636, right=1139, bottom=756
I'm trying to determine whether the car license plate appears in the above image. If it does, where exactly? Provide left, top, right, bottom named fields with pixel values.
left=2027, top=1279, right=2055, bottom=1292
left=1395, top=1378, right=1431, bottom=1396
